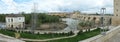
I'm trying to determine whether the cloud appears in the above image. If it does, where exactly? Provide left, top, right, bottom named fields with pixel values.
left=0, top=0, right=113, bottom=14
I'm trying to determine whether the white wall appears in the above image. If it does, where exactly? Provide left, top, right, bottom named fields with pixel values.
left=6, top=17, right=25, bottom=23
left=6, top=17, right=25, bottom=28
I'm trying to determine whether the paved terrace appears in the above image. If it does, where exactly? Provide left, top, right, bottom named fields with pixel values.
left=80, top=25, right=120, bottom=42
left=0, top=34, right=25, bottom=42
left=106, top=31, right=120, bottom=42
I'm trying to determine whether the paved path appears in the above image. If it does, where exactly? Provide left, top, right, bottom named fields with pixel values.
left=106, top=32, right=120, bottom=42
left=0, top=34, right=25, bottom=42
left=21, top=31, right=79, bottom=42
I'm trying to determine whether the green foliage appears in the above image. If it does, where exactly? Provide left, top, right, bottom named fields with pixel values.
left=48, top=28, right=101, bottom=42
left=0, top=29, right=73, bottom=39
left=0, top=13, right=60, bottom=24
left=37, top=14, right=60, bottom=23
left=79, top=22, right=86, bottom=27
left=79, top=21, right=93, bottom=27
left=22, top=13, right=60, bottom=24
left=22, top=14, right=31, bottom=24
left=0, top=14, right=6, bottom=22
left=0, top=29, right=15, bottom=37
left=20, top=31, right=73, bottom=39
left=0, top=29, right=100, bottom=42
left=79, top=21, right=94, bottom=31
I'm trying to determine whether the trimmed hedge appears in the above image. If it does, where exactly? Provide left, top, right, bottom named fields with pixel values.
left=0, top=29, right=74, bottom=39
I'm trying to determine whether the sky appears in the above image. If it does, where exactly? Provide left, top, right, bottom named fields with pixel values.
left=0, top=0, right=113, bottom=14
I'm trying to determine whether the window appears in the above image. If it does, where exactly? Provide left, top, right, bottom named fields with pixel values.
left=19, top=18, right=21, bottom=20
left=11, top=25, right=13, bottom=28
left=116, top=14, right=118, bottom=16
left=11, top=19, right=13, bottom=22
left=8, top=19, right=10, bottom=22
left=116, top=9, right=118, bottom=12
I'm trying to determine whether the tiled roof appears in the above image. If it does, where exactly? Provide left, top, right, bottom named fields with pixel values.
left=6, top=14, right=24, bottom=17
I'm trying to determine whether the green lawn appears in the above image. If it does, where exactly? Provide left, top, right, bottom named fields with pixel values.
left=20, top=32, right=73, bottom=39
left=0, top=29, right=73, bottom=39
left=0, top=28, right=100, bottom=42
left=0, top=30, right=15, bottom=37
left=47, top=28, right=100, bottom=42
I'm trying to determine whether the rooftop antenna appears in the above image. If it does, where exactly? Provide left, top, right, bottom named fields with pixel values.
left=31, top=2, right=38, bottom=34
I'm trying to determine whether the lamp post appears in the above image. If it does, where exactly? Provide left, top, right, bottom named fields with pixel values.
left=101, top=8, right=106, bottom=35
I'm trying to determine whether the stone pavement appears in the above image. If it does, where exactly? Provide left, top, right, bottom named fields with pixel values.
left=106, top=32, right=120, bottom=42
left=0, top=34, right=25, bottom=42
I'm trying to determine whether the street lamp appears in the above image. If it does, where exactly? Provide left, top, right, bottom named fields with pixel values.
left=100, top=8, right=106, bottom=35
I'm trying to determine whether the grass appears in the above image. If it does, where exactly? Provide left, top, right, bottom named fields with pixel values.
left=47, top=28, right=100, bottom=42
left=0, top=28, right=100, bottom=42
left=20, top=32, right=73, bottom=39
left=0, top=29, right=73, bottom=39
left=0, top=29, right=15, bottom=37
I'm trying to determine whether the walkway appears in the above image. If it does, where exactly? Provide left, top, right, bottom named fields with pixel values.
left=0, top=34, right=25, bottom=42
left=106, top=32, right=120, bottom=42
left=21, top=31, right=79, bottom=42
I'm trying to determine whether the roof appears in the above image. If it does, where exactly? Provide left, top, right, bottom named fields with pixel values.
left=6, top=14, right=24, bottom=17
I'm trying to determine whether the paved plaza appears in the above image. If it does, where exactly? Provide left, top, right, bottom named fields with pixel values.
left=106, top=32, right=120, bottom=42
left=0, top=34, right=24, bottom=42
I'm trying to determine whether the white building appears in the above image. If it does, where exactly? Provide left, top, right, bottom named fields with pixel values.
left=6, top=14, right=25, bottom=29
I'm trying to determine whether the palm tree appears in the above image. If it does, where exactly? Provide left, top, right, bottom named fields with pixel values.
left=79, top=22, right=86, bottom=32
left=86, top=21, right=93, bottom=31
left=79, top=21, right=89, bottom=32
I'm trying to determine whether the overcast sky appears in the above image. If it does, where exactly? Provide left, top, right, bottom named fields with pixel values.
left=0, top=0, right=113, bottom=14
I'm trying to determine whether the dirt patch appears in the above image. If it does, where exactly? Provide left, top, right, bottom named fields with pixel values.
left=36, top=22, right=68, bottom=31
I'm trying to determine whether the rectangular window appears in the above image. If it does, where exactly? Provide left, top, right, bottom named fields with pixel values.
left=19, top=18, right=21, bottom=20
left=117, top=9, right=118, bottom=12
left=11, top=19, right=13, bottom=22
left=8, top=19, right=10, bottom=22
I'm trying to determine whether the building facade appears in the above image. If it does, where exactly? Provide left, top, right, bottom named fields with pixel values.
left=114, top=0, right=120, bottom=16
left=6, top=14, right=25, bottom=29
left=112, top=0, right=120, bottom=26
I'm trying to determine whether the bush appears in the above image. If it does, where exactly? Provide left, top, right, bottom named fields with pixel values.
left=78, top=30, right=83, bottom=34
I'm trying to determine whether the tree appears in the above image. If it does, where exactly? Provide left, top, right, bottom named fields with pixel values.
left=0, top=14, right=6, bottom=22
left=79, top=22, right=87, bottom=32
left=79, top=21, right=93, bottom=32
left=86, top=21, right=93, bottom=31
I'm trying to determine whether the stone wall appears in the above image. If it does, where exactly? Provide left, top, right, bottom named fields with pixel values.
left=112, top=16, right=120, bottom=26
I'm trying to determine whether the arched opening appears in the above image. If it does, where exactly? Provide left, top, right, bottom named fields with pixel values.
left=109, top=18, right=112, bottom=25
left=93, top=17, right=96, bottom=21
left=11, top=25, right=13, bottom=28
left=84, top=17, right=86, bottom=20
left=93, top=17, right=97, bottom=27
left=100, top=17, right=104, bottom=26
left=88, top=17, right=90, bottom=20
left=84, top=17, right=86, bottom=19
